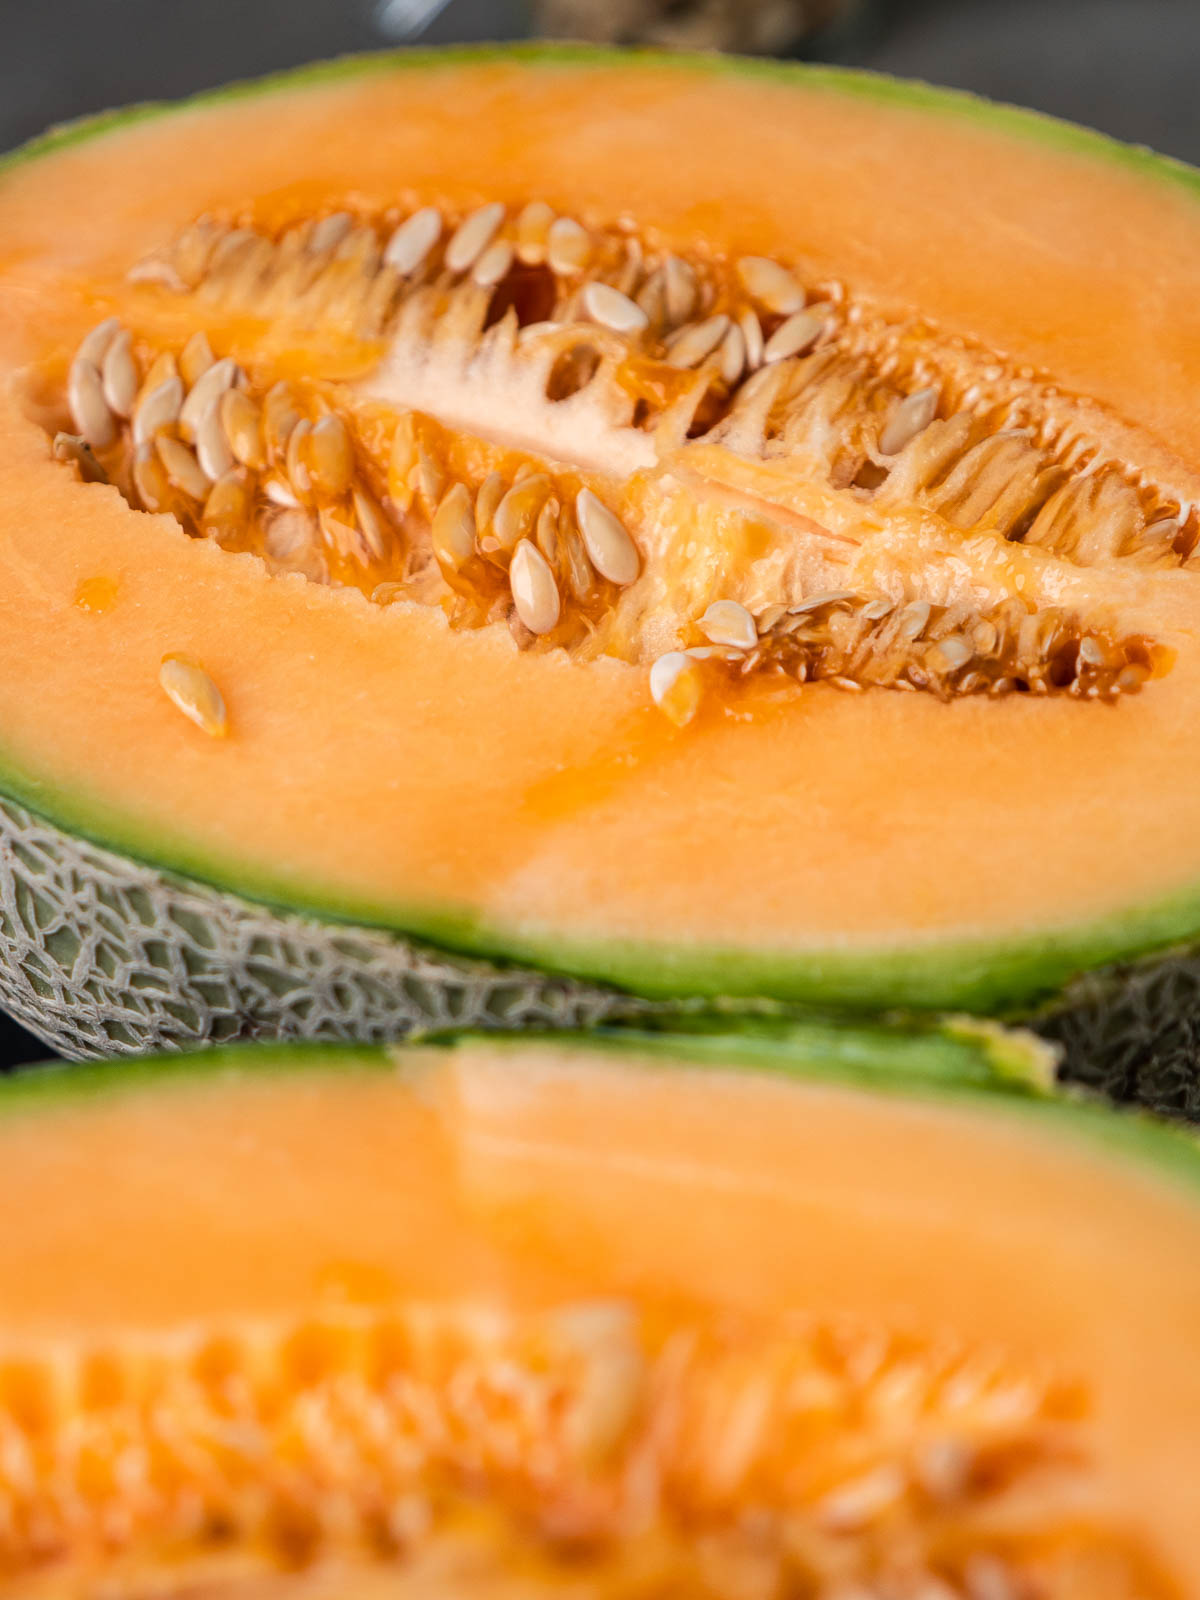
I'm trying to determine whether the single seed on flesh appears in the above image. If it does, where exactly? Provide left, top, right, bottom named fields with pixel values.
left=179, top=330, right=215, bottom=389
left=929, top=634, right=972, bottom=672
left=156, top=434, right=210, bottom=500
left=131, top=375, right=184, bottom=446
left=516, top=200, right=555, bottom=264
left=444, top=202, right=505, bottom=274
left=718, top=321, right=746, bottom=386
left=286, top=418, right=313, bottom=498
left=547, top=216, right=591, bottom=276
left=195, top=401, right=235, bottom=483
left=666, top=313, right=729, bottom=369
left=77, top=316, right=120, bottom=368
left=879, top=386, right=939, bottom=456
left=159, top=655, right=228, bottom=738
left=662, top=254, right=697, bottom=325
left=736, top=255, right=806, bottom=315
left=700, top=599, right=757, bottom=650
left=221, top=388, right=265, bottom=470
left=861, top=598, right=894, bottom=622
left=1078, top=635, right=1106, bottom=666
left=472, top=238, right=514, bottom=288
left=650, top=651, right=703, bottom=727
left=509, top=538, right=561, bottom=635
left=53, top=430, right=108, bottom=483
left=132, top=442, right=171, bottom=511
left=763, top=306, right=828, bottom=363
left=575, top=488, right=640, bottom=585
left=756, top=603, right=786, bottom=633
left=179, top=356, right=239, bottom=442
left=353, top=488, right=388, bottom=560
left=384, top=206, right=442, bottom=275
left=635, top=268, right=666, bottom=324
left=581, top=281, right=648, bottom=336
left=307, top=414, right=354, bottom=498
left=68, top=358, right=116, bottom=449
left=431, top=482, right=476, bottom=571
left=100, top=329, right=138, bottom=418
left=494, top=475, right=550, bottom=550
left=739, top=307, right=764, bottom=370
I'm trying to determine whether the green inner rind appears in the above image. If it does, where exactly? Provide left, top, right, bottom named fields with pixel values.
left=6, top=1032, right=1200, bottom=1206
left=5, top=46, right=1200, bottom=1014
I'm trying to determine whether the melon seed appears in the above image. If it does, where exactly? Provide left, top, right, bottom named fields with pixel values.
left=76, top=315, right=120, bottom=368
left=763, top=306, right=828, bottom=363
left=516, top=200, right=555, bottom=265
left=444, top=202, right=505, bottom=274
left=547, top=216, right=591, bottom=276
left=67, top=358, right=116, bottom=449
left=509, top=538, right=560, bottom=634
left=575, top=489, right=640, bottom=585
left=736, top=255, right=806, bottom=315
left=159, top=655, right=228, bottom=737
left=700, top=599, right=757, bottom=651
left=650, top=651, right=704, bottom=726
left=132, top=375, right=183, bottom=445
left=431, top=483, right=477, bottom=572
left=100, top=329, right=138, bottom=419
left=383, top=206, right=442, bottom=276
left=582, top=281, right=648, bottom=336
left=667, top=313, right=729, bottom=370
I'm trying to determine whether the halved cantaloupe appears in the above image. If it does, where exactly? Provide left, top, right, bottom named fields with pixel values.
left=0, top=1029, right=1198, bottom=1595
left=3, top=50, right=1200, bottom=1102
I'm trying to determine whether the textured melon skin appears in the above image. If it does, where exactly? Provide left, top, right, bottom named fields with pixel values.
left=0, top=795, right=644, bottom=1058
left=0, top=788, right=1192, bottom=1118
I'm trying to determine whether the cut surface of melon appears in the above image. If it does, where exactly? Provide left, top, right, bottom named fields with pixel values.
left=4, top=49, right=1200, bottom=1013
left=0, top=1033, right=1199, bottom=1596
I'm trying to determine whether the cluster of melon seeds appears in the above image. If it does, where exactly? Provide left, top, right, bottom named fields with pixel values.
left=0, top=1301, right=1172, bottom=1597
left=51, top=198, right=1187, bottom=725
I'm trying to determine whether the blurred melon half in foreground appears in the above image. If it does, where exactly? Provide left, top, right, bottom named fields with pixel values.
left=0, top=1029, right=1199, bottom=1596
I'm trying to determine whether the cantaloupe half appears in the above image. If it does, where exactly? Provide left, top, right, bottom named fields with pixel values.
left=3, top=49, right=1200, bottom=1101
left=0, top=1028, right=1198, bottom=1596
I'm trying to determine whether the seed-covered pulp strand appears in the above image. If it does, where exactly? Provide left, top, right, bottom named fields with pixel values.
left=55, top=319, right=641, bottom=649
left=128, top=201, right=1200, bottom=570
left=0, top=1301, right=1171, bottom=1597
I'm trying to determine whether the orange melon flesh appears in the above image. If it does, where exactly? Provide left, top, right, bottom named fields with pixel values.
left=3, top=52, right=1200, bottom=1005
left=1, top=1037, right=1200, bottom=1594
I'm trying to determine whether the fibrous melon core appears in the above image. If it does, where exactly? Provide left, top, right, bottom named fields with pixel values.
left=0, top=1301, right=1166, bottom=1599
left=43, top=198, right=1178, bottom=723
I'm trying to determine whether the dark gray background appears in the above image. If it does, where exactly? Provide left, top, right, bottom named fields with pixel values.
left=3, top=0, right=1198, bottom=162
left=0, top=0, right=1191, bottom=1062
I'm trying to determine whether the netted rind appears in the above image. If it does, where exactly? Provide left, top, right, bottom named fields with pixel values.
left=0, top=795, right=644, bottom=1060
